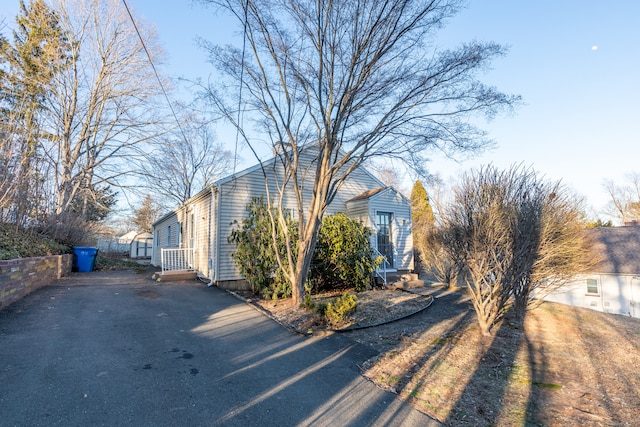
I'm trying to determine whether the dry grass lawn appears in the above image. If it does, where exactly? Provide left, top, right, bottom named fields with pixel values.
left=360, top=290, right=640, bottom=426
left=256, top=286, right=640, bottom=426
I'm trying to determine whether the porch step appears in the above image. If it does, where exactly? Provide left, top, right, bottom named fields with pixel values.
left=375, top=272, right=424, bottom=289
left=387, top=273, right=419, bottom=282
left=385, top=279, right=425, bottom=290
left=153, top=270, right=198, bottom=282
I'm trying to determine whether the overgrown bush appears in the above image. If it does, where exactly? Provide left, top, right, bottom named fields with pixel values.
left=231, top=201, right=380, bottom=299
left=0, top=222, right=70, bottom=260
left=310, top=212, right=377, bottom=292
left=420, top=225, right=464, bottom=288
left=440, top=165, right=595, bottom=336
left=325, top=292, right=358, bottom=327
left=228, top=197, right=296, bottom=299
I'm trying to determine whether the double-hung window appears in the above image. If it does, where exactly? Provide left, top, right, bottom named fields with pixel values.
left=586, top=278, right=599, bottom=295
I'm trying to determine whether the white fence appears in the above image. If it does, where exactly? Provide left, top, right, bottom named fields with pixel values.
left=97, top=238, right=130, bottom=254
left=161, top=248, right=195, bottom=273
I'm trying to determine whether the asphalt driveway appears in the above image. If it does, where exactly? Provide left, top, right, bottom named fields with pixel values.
left=0, top=271, right=439, bottom=426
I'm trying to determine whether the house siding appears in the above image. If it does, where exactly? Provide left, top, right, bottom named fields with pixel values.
left=369, top=190, right=414, bottom=271
left=152, top=212, right=180, bottom=266
left=345, top=198, right=371, bottom=226
left=153, top=147, right=414, bottom=285
left=216, top=170, right=272, bottom=281
left=542, top=226, right=640, bottom=319
left=151, top=189, right=214, bottom=277
left=185, top=190, right=212, bottom=278
left=215, top=150, right=384, bottom=282
left=544, top=274, right=640, bottom=318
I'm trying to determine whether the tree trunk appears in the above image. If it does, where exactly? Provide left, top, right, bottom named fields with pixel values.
left=513, top=294, right=528, bottom=325
left=291, top=213, right=322, bottom=306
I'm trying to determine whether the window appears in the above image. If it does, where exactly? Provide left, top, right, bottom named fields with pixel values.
left=155, top=230, right=159, bottom=247
left=586, top=278, right=599, bottom=295
left=376, top=211, right=394, bottom=268
left=189, top=213, right=195, bottom=248
left=167, top=225, right=171, bottom=246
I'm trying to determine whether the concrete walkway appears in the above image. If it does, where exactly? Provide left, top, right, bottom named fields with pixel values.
left=0, top=271, right=440, bottom=426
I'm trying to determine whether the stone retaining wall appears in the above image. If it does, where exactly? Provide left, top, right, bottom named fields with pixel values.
left=0, top=255, right=72, bottom=311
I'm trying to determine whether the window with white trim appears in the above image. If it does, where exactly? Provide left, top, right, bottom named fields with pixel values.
left=586, top=278, right=599, bottom=295
left=189, top=213, right=195, bottom=248
left=376, top=211, right=394, bottom=268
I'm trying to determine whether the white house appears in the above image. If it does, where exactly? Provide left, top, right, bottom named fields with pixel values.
left=151, top=148, right=414, bottom=289
left=544, top=226, right=640, bottom=318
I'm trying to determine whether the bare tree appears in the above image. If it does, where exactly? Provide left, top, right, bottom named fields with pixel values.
left=143, top=113, right=233, bottom=209
left=444, top=167, right=516, bottom=335
left=370, top=163, right=404, bottom=189
left=202, top=0, right=519, bottom=304
left=604, top=172, right=640, bottom=224
left=38, top=0, right=164, bottom=238
left=507, top=170, right=595, bottom=320
left=421, top=225, right=464, bottom=287
left=441, top=165, right=594, bottom=335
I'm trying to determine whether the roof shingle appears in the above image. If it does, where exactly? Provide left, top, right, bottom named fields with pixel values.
left=588, top=226, right=640, bottom=275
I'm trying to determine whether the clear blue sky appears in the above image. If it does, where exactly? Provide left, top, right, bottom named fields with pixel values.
left=2, top=1, right=639, bottom=220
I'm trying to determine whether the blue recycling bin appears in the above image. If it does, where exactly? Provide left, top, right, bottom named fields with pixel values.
left=73, top=246, right=98, bottom=272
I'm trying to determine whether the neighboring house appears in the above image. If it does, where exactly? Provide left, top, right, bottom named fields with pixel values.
left=544, top=226, right=640, bottom=318
left=151, top=148, right=413, bottom=289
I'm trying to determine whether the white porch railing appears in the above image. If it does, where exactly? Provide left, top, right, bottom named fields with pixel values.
left=373, top=247, right=390, bottom=285
left=161, top=248, right=195, bottom=274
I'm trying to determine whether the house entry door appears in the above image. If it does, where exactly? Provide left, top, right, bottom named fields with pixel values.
left=376, top=212, right=394, bottom=268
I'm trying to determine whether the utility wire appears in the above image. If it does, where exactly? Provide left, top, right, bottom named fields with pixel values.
left=121, top=0, right=190, bottom=147
left=233, top=0, right=250, bottom=174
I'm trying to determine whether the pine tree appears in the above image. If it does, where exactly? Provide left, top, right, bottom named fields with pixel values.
left=410, top=180, right=435, bottom=255
left=0, top=0, right=70, bottom=225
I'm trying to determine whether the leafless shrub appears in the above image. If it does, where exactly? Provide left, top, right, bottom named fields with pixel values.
left=420, top=226, right=464, bottom=288
left=439, top=165, right=594, bottom=335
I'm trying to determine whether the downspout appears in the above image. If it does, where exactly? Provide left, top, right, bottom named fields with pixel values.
left=215, top=183, right=222, bottom=285
left=207, top=185, right=215, bottom=287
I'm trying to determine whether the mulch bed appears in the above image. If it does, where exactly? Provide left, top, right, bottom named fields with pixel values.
left=250, top=288, right=433, bottom=333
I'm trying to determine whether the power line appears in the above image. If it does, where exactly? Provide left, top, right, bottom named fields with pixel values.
left=121, top=0, right=189, bottom=147
left=233, top=0, right=250, bottom=174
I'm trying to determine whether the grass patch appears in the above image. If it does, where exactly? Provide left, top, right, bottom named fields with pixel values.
left=518, top=380, right=562, bottom=390
left=94, top=253, right=147, bottom=273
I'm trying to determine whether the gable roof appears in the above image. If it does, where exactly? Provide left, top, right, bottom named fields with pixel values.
left=214, top=145, right=386, bottom=188
left=589, top=226, right=640, bottom=275
left=347, top=185, right=411, bottom=205
left=347, top=187, right=389, bottom=202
